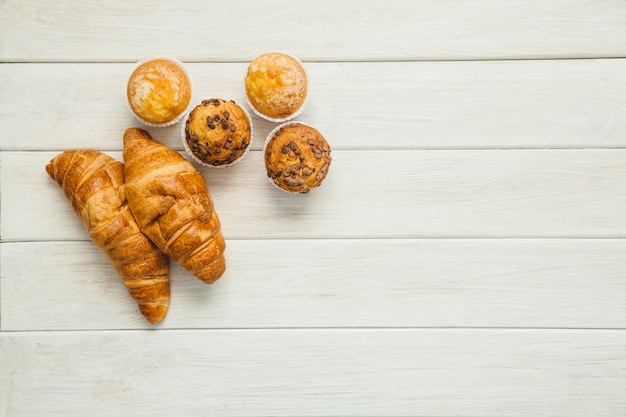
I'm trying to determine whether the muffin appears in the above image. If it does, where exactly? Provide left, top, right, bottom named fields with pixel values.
left=244, top=52, right=308, bottom=122
left=182, top=98, right=252, bottom=167
left=126, top=57, right=192, bottom=126
left=264, top=122, right=331, bottom=193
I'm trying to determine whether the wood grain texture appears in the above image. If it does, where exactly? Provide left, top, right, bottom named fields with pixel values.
left=3, top=149, right=625, bottom=241
left=3, top=1, right=626, bottom=415
left=1, top=329, right=625, bottom=417
left=2, top=59, right=626, bottom=151
left=2, top=0, right=626, bottom=62
left=2, top=239, right=626, bottom=331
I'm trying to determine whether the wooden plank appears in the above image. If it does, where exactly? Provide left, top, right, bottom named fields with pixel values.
left=1, top=329, right=625, bottom=416
left=2, top=59, right=626, bottom=151
left=2, top=149, right=625, bottom=241
left=2, top=239, right=626, bottom=331
left=2, top=0, right=626, bottom=62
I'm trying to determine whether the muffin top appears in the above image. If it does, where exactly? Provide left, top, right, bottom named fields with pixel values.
left=245, top=52, right=307, bottom=120
left=184, top=99, right=252, bottom=167
left=127, top=58, right=192, bottom=125
left=264, top=123, right=331, bottom=193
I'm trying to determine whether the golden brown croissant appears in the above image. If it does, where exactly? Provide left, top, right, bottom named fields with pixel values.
left=122, top=128, right=227, bottom=284
left=46, top=149, right=170, bottom=324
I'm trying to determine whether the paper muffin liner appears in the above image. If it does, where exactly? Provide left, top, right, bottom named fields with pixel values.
left=263, top=120, right=322, bottom=194
left=126, top=56, right=194, bottom=128
left=181, top=100, right=253, bottom=169
left=245, top=51, right=309, bottom=123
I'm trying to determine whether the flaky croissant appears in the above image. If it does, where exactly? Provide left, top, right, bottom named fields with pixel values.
left=46, top=149, right=170, bottom=324
left=123, top=128, right=227, bottom=284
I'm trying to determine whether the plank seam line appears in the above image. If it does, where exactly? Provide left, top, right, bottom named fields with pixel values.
left=4, top=148, right=626, bottom=153
left=2, top=327, right=626, bottom=334
left=4, top=236, right=626, bottom=244
left=2, top=56, right=626, bottom=64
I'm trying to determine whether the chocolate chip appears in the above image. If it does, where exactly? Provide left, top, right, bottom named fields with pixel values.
left=208, top=123, right=216, bottom=129
left=221, top=121, right=229, bottom=130
left=223, top=111, right=230, bottom=120
left=230, top=124, right=236, bottom=132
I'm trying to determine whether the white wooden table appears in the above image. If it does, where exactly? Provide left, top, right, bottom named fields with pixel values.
left=1, top=1, right=625, bottom=416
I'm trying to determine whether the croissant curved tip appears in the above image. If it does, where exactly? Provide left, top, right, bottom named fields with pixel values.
left=193, top=256, right=227, bottom=284
left=123, top=127, right=152, bottom=145
left=140, top=303, right=169, bottom=325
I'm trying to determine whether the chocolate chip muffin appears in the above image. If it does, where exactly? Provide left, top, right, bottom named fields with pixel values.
left=182, top=99, right=252, bottom=167
left=264, top=122, right=331, bottom=193
left=127, top=57, right=192, bottom=126
left=245, top=52, right=308, bottom=121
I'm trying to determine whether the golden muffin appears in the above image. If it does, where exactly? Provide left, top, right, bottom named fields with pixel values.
left=244, top=52, right=308, bottom=121
left=183, top=99, right=252, bottom=167
left=127, top=58, right=192, bottom=126
left=264, top=122, right=331, bottom=193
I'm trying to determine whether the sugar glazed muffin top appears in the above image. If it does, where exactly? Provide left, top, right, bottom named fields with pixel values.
left=244, top=52, right=308, bottom=120
left=264, top=123, right=331, bottom=193
left=184, top=99, right=252, bottom=167
left=127, top=58, right=192, bottom=125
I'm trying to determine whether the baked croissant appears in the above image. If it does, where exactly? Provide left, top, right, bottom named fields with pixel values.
left=122, top=128, right=227, bottom=284
left=46, top=149, right=170, bottom=324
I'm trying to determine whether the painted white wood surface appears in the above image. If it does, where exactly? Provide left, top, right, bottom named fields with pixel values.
left=2, top=0, right=626, bottom=62
left=1, top=1, right=625, bottom=416
left=2, top=59, right=626, bottom=151
left=2, top=329, right=625, bottom=416
left=3, top=149, right=625, bottom=241
left=2, top=239, right=626, bottom=331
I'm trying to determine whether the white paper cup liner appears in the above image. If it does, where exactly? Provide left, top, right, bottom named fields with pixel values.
left=126, top=56, right=194, bottom=128
left=244, top=51, right=309, bottom=123
left=181, top=100, right=253, bottom=169
left=263, top=120, right=321, bottom=193
left=246, top=97, right=307, bottom=124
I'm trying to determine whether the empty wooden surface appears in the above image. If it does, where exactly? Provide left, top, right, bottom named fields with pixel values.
left=1, top=1, right=625, bottom=416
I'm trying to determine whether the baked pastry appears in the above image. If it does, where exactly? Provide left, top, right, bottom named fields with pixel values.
left=46, top=149, right=170, bottom=324
left=244, top=52, right=308, bottom=121
left=126, top=57, right=192, bottom=126
left=264, top=122, right=332, bottom=193
left=123, top=128, right=227, bottom=284
left=183, top=98, right=252, bottom=167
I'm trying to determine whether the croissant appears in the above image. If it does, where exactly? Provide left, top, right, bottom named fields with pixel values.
left=122, top=128, right=227, bottom=284
left=46, top=149, right=170, bottom=324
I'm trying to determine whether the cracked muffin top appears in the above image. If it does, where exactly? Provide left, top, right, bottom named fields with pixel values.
left=264, top=122, right=331, bottom=193
left=245, top=52, right=308, bottom=121
left=127, top=58, right=192, bottom=126
left=183, top=98, right=252, bottom=168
